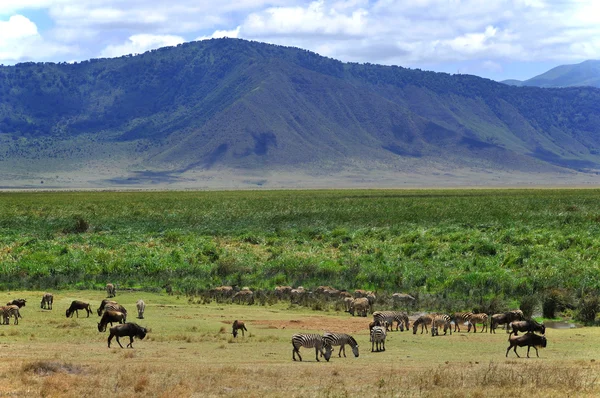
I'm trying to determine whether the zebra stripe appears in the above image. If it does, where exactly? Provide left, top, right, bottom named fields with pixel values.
left=104, top=303, right=128, bottom=321
left=431, top=314, right=452, bottom=336
left=452, top=312, right=473, bottom=332
left=292, top=334, right=332, bottom=362
left=370, top=326, right=387, bottom=352
left=468, top=313, right=489, bottom=333
left=2, top=305, right=21, bottom=325
left=323, top=332, right=359, bottom=358
left=373, top=311, right=410, bottom=332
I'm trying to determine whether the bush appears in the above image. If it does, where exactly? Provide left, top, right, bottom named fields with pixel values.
left=542, top=288, right=574, bottom=318
left=519, top=295, right=539, bottom=318
left=575, top=293, right=600, bottom=324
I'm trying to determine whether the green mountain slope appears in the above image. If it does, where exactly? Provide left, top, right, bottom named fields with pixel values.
left=502, top=60, right=600, bottom=88
left=2, top=39, right=600, bottom=187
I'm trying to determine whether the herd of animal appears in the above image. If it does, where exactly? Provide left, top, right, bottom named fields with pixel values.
left=3, top=283, right=549, bottom=360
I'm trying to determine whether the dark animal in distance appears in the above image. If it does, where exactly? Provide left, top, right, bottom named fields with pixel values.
left=41, top=293, right=53, bottom=310
left=66, top=300, right=93, bottom=318
left=7, top=299, right=26, bottom=308
left=108, top=323, right=147, bottom=348
left=97, top=310, right=126, bottom=332
left=106, top=283, right=116, bottom=298
left=232, top=320, right=247, bottom=338
left=510, top=320, right=546, bottom=336
left=506, top=331, right=547, bottom=358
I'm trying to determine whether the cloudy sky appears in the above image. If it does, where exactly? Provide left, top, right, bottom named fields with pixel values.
left=1, top=0, right=599, bottom=81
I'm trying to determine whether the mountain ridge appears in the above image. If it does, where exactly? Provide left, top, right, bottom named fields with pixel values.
left=2, top=38, right=600, bottom=188
left=502, top=59, right=600, bottom=88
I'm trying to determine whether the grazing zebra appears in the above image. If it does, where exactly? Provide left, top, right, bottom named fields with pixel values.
left=106, top=283, right=116, bottom=298
left=412, top=314, right=435, bottom=334
left=97, top=299, right=117, bottom=316
left=373, top=311, right=410, bottom=332
left=467, top=313, right=489, bottom=333
left=323, top=332, right=359, bottom=358
left=41, top=293, right=53, bottom=310
left=506, top=309, right=524, bottom=324
left=451, top=312, right=473, bottom=332
left=232, top=320, right=248, bottom=338
left=431, top=314, right=453, bottom=336
left=370, top=326, right=387, bottom=352
left=66, top=300, right=93, bottom=318
left=136, top=300, right=145, bottom=319
left=1, top=305, right=21, bottom=325
left=291, top=334, right=332, bottom=362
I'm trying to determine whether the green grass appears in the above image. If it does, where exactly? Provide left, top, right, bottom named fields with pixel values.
left=1, top=189, right=600, bottom=314
left=0, top=290, right=599, bottom=397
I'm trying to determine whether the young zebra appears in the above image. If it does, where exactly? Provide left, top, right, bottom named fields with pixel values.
left=372, top=311, right=409, bottom=332
left=323, top=332, right=359, bottom=358
left=467, top=313, right=489, bottom=333
left=370, top=326, right=387, bottom=352
left=431, top=314, right=453, bottom=336
left=136, top=300, right=145, bottom=319
left=232, top=320, right=248, bottom=338
left=412, top=314, right=435, bottom=334
left=41, top=293, right=53, bottom=310
left=451, top=312, right=473, bottom=332
left=291, top=334, right=332, bottom=362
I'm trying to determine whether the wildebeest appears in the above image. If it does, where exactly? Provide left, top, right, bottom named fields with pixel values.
left=7, top=299, right=26, bottom=308
left=136, top=299, right=146, bottom=319
left=97, top=299, right=127, bottom=319
left=66, top=300, right=93, bottom=318
left=97, top=310, right=126, bottom=332
left=510, top=320, right=545, bottom=336
left=107, top=323, right=147, bottom=348
left=232, top=290, right=254, bottom=305
left=506, top=332, right=547, bottom=358
left=232, top=320, right=248, bottom=338
left=347, top=298, right=369, bottom=317
left=41, top=293, right=53, bottom=310
left=106, top=283, right=116, bottom=298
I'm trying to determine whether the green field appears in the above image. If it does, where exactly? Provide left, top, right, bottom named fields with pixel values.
left=1, top=189, right=600, bottom=318
left=0, top=290, right=598, bottom=397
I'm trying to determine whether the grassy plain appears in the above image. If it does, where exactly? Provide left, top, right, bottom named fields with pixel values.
left=0, top=290, right=598, bottom=397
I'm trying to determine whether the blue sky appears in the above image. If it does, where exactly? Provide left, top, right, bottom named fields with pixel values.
left=1, top=1, right=598, bottom=81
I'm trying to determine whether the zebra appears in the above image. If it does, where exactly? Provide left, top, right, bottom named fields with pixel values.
left=104, top=303, right=128, bottom=321
left=412, top=314, right=435, bottom=334
left=373, top=311, right=409, bottom=332
left=323, top=332, right=359, bottom=358
left=451, top=312, right=473, bottom=332
left=370, top=326, right=387, bottom=352
left=136, top=300, right=145, bottom=319
left=291, top=334, right=332, bottom=362
left=106, top=283, right=116, bottom=298
left=431, top=314, right=452, bottom=336
left=1, top=305, right=21, bottom=325
left=467, top=313, right=489, bottom=333
left=41, top=293, right=53, bottom=310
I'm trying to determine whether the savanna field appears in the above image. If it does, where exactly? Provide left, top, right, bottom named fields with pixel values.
left=1, top=189, right=600, bottom=397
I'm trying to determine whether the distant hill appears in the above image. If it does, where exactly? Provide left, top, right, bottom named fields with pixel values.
left=2, top=39, right=600, bottom=188
left=502, top=60, right=600, bottom=88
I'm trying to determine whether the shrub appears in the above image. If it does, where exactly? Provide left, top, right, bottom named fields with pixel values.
left=542, top=288, right=574, bottom=318
left=575, top=293, right=600, bottom=324
left=519, top=295, right=539, bottom=318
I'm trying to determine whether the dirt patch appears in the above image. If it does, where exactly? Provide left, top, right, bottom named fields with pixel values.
left=251, top=315, right=373, bottom=335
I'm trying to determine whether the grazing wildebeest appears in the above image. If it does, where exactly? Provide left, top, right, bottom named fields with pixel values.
left=107, top=323, right=147, bottom=348
left=106, top=283, right=116, bottom=298
left=232, top=320, right=247, bottom=338
left=97, top=310, right=126, bottom=332
left=136, top=299, right=145, bottom=319
left=97, top=299, right=117, bottom=316
left=7, top=299, right=26, bottom=308
left=41, top=293, right=53, bottom=310
left=510, top=320, right=545, bottom=336
left=66, top=300, right=93, bottom=318
left=97, top=300, right=127, bottom=320
left=506, top=332, right=547, bottom=358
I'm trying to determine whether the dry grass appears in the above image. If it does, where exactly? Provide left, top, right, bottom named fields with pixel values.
left=0, top=290, right=598, bottom=397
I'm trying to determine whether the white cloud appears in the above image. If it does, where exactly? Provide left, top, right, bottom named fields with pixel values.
left=99, top=34, right=185, bottom=58
left=196, top=26, right=241, bottom=41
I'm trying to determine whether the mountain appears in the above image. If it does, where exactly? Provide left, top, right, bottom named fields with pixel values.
left=502, top=60, right=600, bottom=88
left=2, top=39, right=600, bottom=188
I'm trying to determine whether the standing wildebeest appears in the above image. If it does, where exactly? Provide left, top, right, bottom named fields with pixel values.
left=510, top=320, right=545, bottom=336
left=41, top=293, right=53, bottom=310
left=7, top=299, right=26, bottom=308
left=66, top=300, right=93, bottom=318
left=107, top=323, right=147, bottom=348
left=106, top=283, right=116, bottom=298
left=506, top=332, right=548, bottom=358
left=232, top=320, right=248, bottom=338
left=136, top=299, right=146, bottom=319
left=97, top=310, right=126, bottom=332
